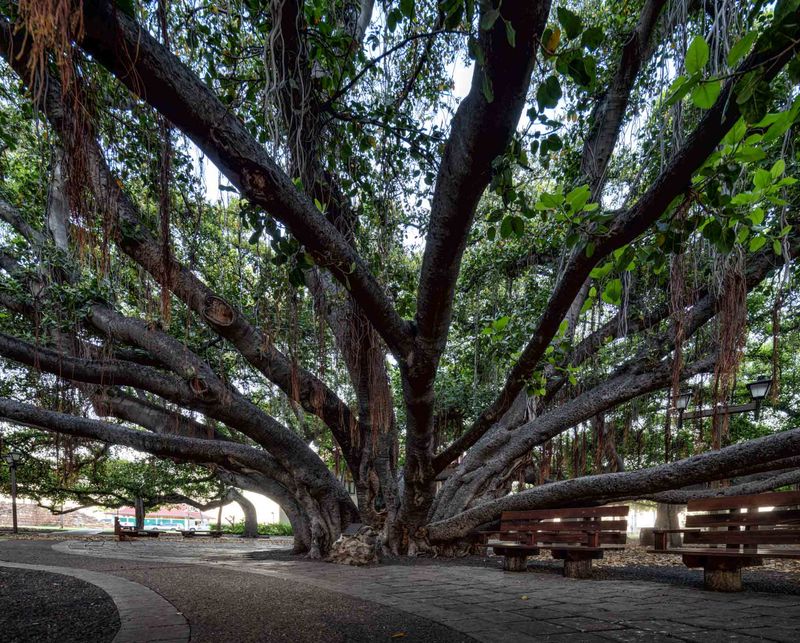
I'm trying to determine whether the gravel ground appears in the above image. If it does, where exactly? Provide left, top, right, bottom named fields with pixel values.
left=0, top=540, right=471, bottom=642
left=0, top=567, right=119, bottom=642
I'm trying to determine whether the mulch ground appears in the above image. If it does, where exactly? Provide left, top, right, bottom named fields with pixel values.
left=0, top=540, right=470, bottom=643
left=0, top=567, right=119, bottom=642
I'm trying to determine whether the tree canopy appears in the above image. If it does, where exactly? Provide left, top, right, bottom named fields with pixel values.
left=1, top=0, right=800, bottom=557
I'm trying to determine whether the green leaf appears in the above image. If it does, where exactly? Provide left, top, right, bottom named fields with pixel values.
left=505, top=20, right=516, bottom=47
left=400, top=0, right=415, bottom=19
left=773, top=239, right=783, bottom=255
left=771, top=159, right=786, bottom=178
left=500, top=215, right=513, bottom=239
left=589, top=261, right=613, bottom=279
left=723, top=119, right=747, bottom=145
left=664, top=75, right=698, bottom=108
left=510, top=215, right=525, bottom=237
left=691, top=79, right=721, bottom=109
left=730, top=191, right=759, bottom=205
left=734, top=146, right=766, bottom=162
left=788, top=55, right=800, bottom=83
left=481, top=8, right=500, bottom=31
left=536, top=75, right=562, bottom=110
left=581, top=26, right=603, bottom=49
left=748, top=208, right=765, bottom=225
left=736, top=227, right=750, bottom=244
left=735, top=71, right=772, bottom=124
left=753, top=168, right=772, bottom=189
left=387, top=9, right=401, bottom=32
left=685, top=36, right=709, bottom=75
left=468, top=38, right=486, bottom=65
left=566, top=184, right=591, bottom=211
left=557, top=6, right=583, bottom=39
left=493, top=316, right=510, bottom=331
left=749, top=235, right=767, bottom=252
left=601, top=278, right=622, bottom=305
left=537, top=190, right=563, bottom=209
left=727, top=31, right=758, bottom=67
left=481, top=74, right=494, bottom=103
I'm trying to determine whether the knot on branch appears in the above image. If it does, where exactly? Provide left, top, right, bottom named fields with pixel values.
left=189, top=377, right=217, bottom=401
left=202, top=295, right=235, bottom=327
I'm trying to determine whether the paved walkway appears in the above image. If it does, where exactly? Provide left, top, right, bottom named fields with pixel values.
left=0, top=560, right=188, bottom=642
left=53, top=540, right=800, bottom=642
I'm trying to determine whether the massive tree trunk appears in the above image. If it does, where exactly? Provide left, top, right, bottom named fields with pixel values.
left=1, top=0, right=800, bottom=565
left=134, top=497, right=145, bottom=530
left=228, top=488, right=259, bottom=539
left=432, top=356, right=715, bottom=523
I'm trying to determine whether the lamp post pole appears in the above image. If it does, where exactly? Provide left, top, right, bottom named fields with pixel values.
left=4, top=451, right=22, bottom=534
left=9, top=460, right=17, bottom=534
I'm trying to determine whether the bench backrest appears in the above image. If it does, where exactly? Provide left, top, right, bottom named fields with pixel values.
left=499, top=506, right=628, bottom=546
left=684, top=490, right=800, bottom=547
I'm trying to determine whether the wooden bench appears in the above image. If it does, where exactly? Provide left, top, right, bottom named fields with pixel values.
left=649, top=490, right=800, bottom=591
left=117, top=528, right=160, bottom=541
left=479, top=506, right=629, bottom=578
left=180, top=530, right=223, bottom=538
left=114, top=518, right=160, bottom=541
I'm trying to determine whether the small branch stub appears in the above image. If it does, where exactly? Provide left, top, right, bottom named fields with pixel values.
left=203, top=295, right=235, bottom=327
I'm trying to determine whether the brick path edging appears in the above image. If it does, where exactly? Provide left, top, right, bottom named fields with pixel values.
left=0, top=560, right=189, bottom=642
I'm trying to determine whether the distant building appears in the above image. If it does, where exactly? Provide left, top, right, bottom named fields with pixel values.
left=108, top=503, right=215, bottom=530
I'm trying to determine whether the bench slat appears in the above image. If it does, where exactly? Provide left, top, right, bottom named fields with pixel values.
left=500, top=506, right=628, bottom=520
left=650, top=546, right=800, bottom=558
left=688, top=490, right=800, bottom=512
left=684, top=528, right=800, bottom=545
left=500, top=519, right=627, bottom=532
left=685, top=509, right=800, bottom=528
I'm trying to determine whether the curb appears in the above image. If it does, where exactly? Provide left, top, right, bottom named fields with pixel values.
left=0, top=560, right=189, bottom=642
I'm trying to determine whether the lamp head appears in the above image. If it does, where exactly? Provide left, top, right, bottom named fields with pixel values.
left=674, top=389, right=692, bottom=412
left=746, top=376, right=772, bottom=402
left=4, top=450, right=22, bottom=466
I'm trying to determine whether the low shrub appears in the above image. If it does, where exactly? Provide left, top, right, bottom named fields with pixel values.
left=222, top=521, right=293, bottom=536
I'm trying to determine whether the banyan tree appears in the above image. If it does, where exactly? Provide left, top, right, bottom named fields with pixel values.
left=2, top=0, right=800, bottom=557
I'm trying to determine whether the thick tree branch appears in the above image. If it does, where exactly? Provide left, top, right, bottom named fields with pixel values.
left=45, top=1, right=413, bottom=358
left=449, top=14, right=800, bottom=464
left=0, top=398, right=283, bottom=477
left=414, top=0, right=551, bottom=379
left=427, top=425, right=800, bottom=541
left=581, top=0, right=667, bottom=195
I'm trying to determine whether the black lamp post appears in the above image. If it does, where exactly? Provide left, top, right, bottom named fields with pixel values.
left=745, top=376, right=773, bottom=420
left=678, top=377, right=773, bottom=422
left=4, top=450, right=22, bottom=534
left=673, top=389, right=693, bottom=434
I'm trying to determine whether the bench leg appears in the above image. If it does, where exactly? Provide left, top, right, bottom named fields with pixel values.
left=704, top=568, right=742, bottom=592
left=564, top=558, right=593, bottom=579
left=503, top=554, right=528, bottom=572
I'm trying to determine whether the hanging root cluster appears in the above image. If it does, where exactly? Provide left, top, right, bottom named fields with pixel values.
left=17, top=0, right=83, bottom=96
left=17, top=0, right=107, bottom=270
left=711, top=253, right=747, bottom=448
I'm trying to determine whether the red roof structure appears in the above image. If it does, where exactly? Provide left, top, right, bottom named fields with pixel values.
left=114, top=503, right=213, bottom=519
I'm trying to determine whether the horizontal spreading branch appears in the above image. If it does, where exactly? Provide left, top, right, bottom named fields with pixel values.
left=63, top=1, right=413, bottom=358
left=449, top=11, right=800, bottom=465
left=427, top=425, right=800, bottom=541
left=645, top=469, right=800, bottom=505
left=0, top=398, right=283, bottom=478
